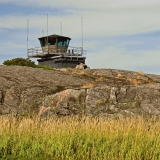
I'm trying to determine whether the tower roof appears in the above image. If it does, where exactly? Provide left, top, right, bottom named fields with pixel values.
left=38, top=34, right=71, bottom=40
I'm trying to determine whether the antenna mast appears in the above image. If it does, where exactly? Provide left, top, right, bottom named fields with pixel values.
left=27, top=19, right=29, bottom=58
left=81, top=17, right=83, bottom=54
left=47, top=14, right=48, bottom=54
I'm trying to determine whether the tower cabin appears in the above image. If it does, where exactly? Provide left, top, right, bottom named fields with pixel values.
left=27, top=34, right=86, bottom=68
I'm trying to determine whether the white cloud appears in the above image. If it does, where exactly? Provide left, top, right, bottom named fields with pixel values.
left=6, top=41, right=26, bottom=49
left=1, top=0, right=160, bottom=10
left=86, top=42, right=160, bottom=74
left=1, top=0, right=160, bottom=38
left=1, top=41, right=26, bottom=54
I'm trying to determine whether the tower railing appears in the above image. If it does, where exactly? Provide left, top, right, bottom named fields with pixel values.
left=28, top=47, right=43, bottom=57
left=28, top=46, right=86, bottom=58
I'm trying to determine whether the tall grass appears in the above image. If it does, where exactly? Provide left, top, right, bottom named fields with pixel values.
left=0, top=116, right=159, bottom=160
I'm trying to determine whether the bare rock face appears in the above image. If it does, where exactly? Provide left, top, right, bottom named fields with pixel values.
left=40, top=89, right=86, bottom=118
left=1, top=66, right=160, bottom=118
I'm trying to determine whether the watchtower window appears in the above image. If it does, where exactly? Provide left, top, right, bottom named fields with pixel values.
left=40, top=39, right=45, bottom=47
left=57, top=39, right=70, bottom=47
left=49, top=39, right=56, bottom=46
left=38, top=35, right=71, bottom=48
left=58, top=41, right=63, bottom=46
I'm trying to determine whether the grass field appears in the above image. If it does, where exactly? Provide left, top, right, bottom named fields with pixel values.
left=0, top=116, right=159, bottom=160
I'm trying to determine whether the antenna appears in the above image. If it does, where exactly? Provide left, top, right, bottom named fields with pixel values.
left=47, top=14, right=48, bottom=53
left=60, top=22, right=62, bottom=35
left=81, top=17, right=83, bottom=54
left=27, top=19, right=29, bottom=58
left=42, top=29, right=44, bottom=36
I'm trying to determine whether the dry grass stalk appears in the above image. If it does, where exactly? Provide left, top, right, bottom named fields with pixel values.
left=72, top=70, right=88, bottom=76
left=138, top=71, right=145, bottom=76
left=81, top=83, right=94, bottom=89
left=0, top=116, right=159, bottom=159
left=96, top=76, right=105, bottom=82
left=129, top=78, right=143, bottom=85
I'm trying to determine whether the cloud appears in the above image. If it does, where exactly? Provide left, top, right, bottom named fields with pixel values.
left=1, top=41, right=26, bottom=54
left=1, top=0, right=160, bottom=39
left=1, top=0, right=160, bottom=9
left=86, top=41, right=160, bottom=74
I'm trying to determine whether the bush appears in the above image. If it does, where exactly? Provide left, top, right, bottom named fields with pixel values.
left=3, top=58, right=54, bottom=70
left=3, top=58, right=37, bottom=68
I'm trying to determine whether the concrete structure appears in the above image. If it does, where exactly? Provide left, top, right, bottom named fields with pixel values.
left=27, top=34, right=86, bottom=68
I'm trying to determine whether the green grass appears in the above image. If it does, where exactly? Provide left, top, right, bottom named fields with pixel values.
left=36, top=64, right=55, bottom=70
left=0, top=116, right=159, bottom=160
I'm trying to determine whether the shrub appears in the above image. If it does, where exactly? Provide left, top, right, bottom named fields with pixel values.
left=3, top=58, right=37, bottom=68
left=3, top=58, right=54, bottom=70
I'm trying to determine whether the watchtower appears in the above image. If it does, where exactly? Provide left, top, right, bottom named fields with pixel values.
left=27, top=34, right=86, bottom=68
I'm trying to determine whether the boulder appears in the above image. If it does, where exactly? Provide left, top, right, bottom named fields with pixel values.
left=76, top=63, right=90, bottom=70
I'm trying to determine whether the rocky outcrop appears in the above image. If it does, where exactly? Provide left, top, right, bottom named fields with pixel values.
left=40, top=85, right=160, bottom=119
left=0, top=65, right=160, bottom=118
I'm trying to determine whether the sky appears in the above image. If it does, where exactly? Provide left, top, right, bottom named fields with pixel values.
left=0, top=0, right=160, bottom=74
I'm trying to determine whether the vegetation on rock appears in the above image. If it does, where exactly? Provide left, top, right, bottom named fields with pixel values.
left=3, top=58, right=37, bottom=68
left=3, top=58, right=54, bottom=70
left=36, top=64, right=54, bottom=70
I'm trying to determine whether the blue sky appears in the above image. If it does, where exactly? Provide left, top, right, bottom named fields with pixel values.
left=1, top=0, right=160, bottom=74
